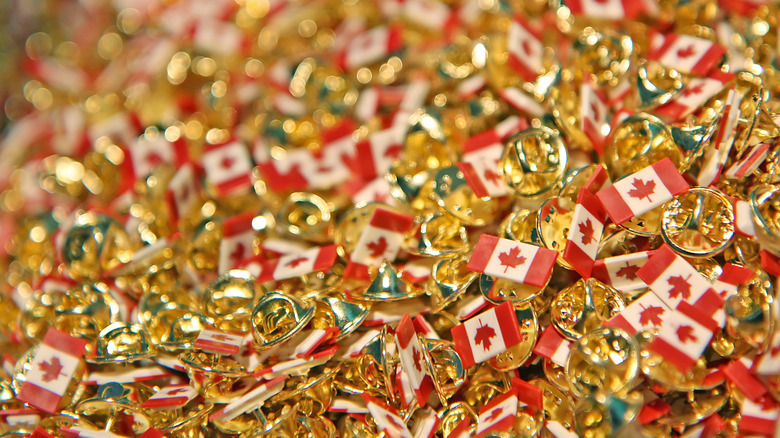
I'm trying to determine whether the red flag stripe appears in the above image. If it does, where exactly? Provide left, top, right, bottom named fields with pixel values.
left=718, top=263, right=754, bottom=285
left=466, top=234, right=499, bottom=273
left=721, top=360, right=767, bottom=402
left=43, top=328, right=87, bottom=356
left=463, top=130, right=501, bottom=154
left=647, top=336, right=697, bottom=371
left=595, top=184, right=633, bottom=224
left=562, top=242, right=594, bottom=278
left=17, top=384, right=61, bottom=414
left=636, top=245, right=677, bottom=285
left=369, top=208, right=414, bottom=232
left=223, top=212, right=256, bottom=236
left=525, top=247, right=558, bottom=289
left=451, top=324, right=476, bottom=368
left=458, top=162, right=490, bottom=198
left=676, top=301, right=719, bottom=333
left=651, top=158, right=689, bottom=196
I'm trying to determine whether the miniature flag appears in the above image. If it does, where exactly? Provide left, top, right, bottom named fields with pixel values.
left=565, top=0, right=641, bottom=20
left=546, top=421, right=578, bottom=438
left=345, top=208, right=414, bottom=280
left=0, top=409, right=41, bottom=430
left=476, top=389, right=518, bottom=436
left=506, top=17, right=544, bottom=82
left=498, top=87, right=545, bottom=117
left=194, top=328, right=245, bottom=355
left=126, top=135, right=188, bottom=180
left=210, top=376, right=286, bottom=422
left=696, top=88, right=741, bottom=186
left=165, top=163, right=201, bottom=225
left=655, top=72, right=735, bottom=120
left=202, top=140, right=254, bottom=196
left=607, top=291, right=670, bottom=335
left=724, top=141, right=771, bottom=179
left=457, top=129, right=508, bottom=198
left=649, top=33, right=726, bottom=76
left=647, top=302, right=718, bottom=371
left=339, top=25, right=403, bottom=70
left=273, top=327, right=339, bottom=360
left=398, top=0, right=455, bottom=31
left=580, top=82, right=609, bottom=152
left=596, top=158, right=689, bottom=224
left=254, top=346, right=337, bottom=378
left=754, top=330, right=780, bottom=375
left=721, top=357, right=767, bottom=402
left=563, top=189, right=608, bottom=277
left=591, top=251, right=653, bottom=292
left=85, top=367, right=170, bottom=385
left=328, top=397, right=369, bottom=413
left=219, top=212, right=257, bottom=274
left=739, top=398, right=778, bottom=437
left=711, top=263, right=754, bottom=298
left=252, top=245, right=338, bottom=283
left=87, top=112, right=143, bottom=146
left=533, top=325, right=572, bottom=367
left=451, top=302, right=523, bottom=368
left=447, top=420, right=473, bottom=438
left=395, top=314, right=434, bottom=406
left=354, top=125, right=406, bottom=180
left=142, top=384, right=198, bottom=410
left=636, top=245, right=724, bottom=313
left=733, top=198, right=756, bottom=237
left=363, top=394, right=413, bottom=438
left=18, top=328, right=88, bottom=414
left=60, top=425, right=126, bottom=438
left=466, top=235, right=557, bottom=289
left=345, top=175, right=396, bottom=206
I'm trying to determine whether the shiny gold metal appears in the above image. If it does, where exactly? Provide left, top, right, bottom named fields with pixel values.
left=750, top=184, right=780, bottom=254
left=573, top=390, right=643, bottom=437
left=429, top=254, right=479, bottom=313
left=251, top=291, right=314, bottom=350
left=89, top=321, right=153, bottom=364
left=276, top=192, right=333, bottom=243
left=537, top=196, right=576, bottom=270
left=489, top=303, right=538, bottom=371
left=178, top=350, right=248, bottom=402
left=566, top=327, right=640, bottom=398
left=60, top=211, right=134, bottom=280
left=501, top=127, right=568, bottom=198
left=602, top=113, right=682, bottom=180
left=204, top=270, right=261, bottom=333
left=415, top=213, right=470, bottom=257
left=635, top=330, right=722, bottom=391
left=660, top=187, right=735, bottom=258
left=432, top=165, right=500, bottom=227
left=550, top=278, right=627, bottom=340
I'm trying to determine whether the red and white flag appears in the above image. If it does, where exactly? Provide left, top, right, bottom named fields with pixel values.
left=721, top=357, right=767, bottom=402
left=506, top=16, right=544, bottom=82
left=580, top=82, right=610, bottom=153
left=739, top=398, right=778, bottom=437
left=398, top=0, right=455, bottom=31
left=142, top=384, right=198, bottom=410
left=565, top=0, right=641, bottom=20
left=272, top=327, right=339, bottom=360
left=60, top=425, right=126, bottom=438
left=338, top=25, right=403, bottom=70
left=466, top=235, right=557, bottom=289
left=165, top=163, right=201, bottom=225
left=647, top=302, right=718, bottom=371
left=754, top=330, right=780, bottom=375
left=202, top=140, right=254, bottom=196
left=255, top=347, right=337, bottom=378
left=17, top=328, right=88, bottom=414
left=363, top=394, right=413, bottom=438
left=711, top=263, right=754, bottom=298
left=126, top=135, right=188, bottom=180
left=344, top=208, right=414, bottom=279
left=88, top=112, right=143, bottom=146
left=411, top=407, right=440, bottom=438
left=219, top=212, right=257, bottom=274
left=563, top=189, right=607, bottom=277
left=451, top=302, right=523, bottom=368
left=591, top=251, right=653, bottom=292
left=246, top=245, right=338, bottom=283
left=354, top=125, right=406, bottom=181
left=733, top=197, right=757, bottom=237
left=194, top=328, right=245, bottom=355
left=654, top=72, right=735, bottom=120
left=649, top=33, right=726, bottom=76
left=498, top=87, right=545, bottom=117
left=344, top=175, right=396, bottom=206
left=696, top=88, right=741, bottom=186
left=395, top=314, right=434, bottom=406
left=607, top=291, right=670, bottom=335
left=476, top=389, right=518, bottom=436
left=636, top=245, right=724, bottom=313
left=457, top=129, right=508, bottom=198
left=84, top=366, right=170, bottom=385
left=210, top=376, right=286, bottom=423
left=724, top=141, right=771, bottom=179
left=533, top=325, right=572, bottom=367
left=596, top=158, right=689, bottom=224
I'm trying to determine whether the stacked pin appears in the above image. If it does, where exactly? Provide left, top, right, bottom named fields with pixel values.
left=1, top=0, right=780, bottom=437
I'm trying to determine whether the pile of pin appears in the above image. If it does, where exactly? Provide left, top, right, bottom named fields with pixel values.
left=1, top=0, right=780, bottom=436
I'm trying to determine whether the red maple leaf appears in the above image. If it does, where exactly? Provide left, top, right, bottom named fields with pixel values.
left=367, top=237, right=389, bottom=258
left=676, top=325, right=698, bottom=344
left=638, top=305, right=665, bottom=326
left=497, top=247, right=526, bottom=273
left=412, top=346, right=424, bottom=373
left=627, top=178, right=656, bottom=202
left=144, top=152, right=164, bottom=167
left=474, top=320, right=496, bottom=351
left=38, top=356, right=66, bottom=382
left=484, top=168, right=502, bottom=186
left=285, top=256, right=308, bottom=268
left=676, top=45, right=696, bottom=59
left=667, top=275, right=692, bottom=300
left=615, top=263, right=640, bottom=281
left=579, top=219, right=596, bottom=245
left=770, top=343, right=780, bottom=358
left=220, top=156, right=235, bottom=170
left=521, top=39, right=534, bottom=56
left=166, top=388, right=190, bottom=396
left=229, top=242, right=246, bottom=263
left=681, top=83, right=705, bottom=97
left=590, top=101, right=601, bottom=122
left=210, top=334, right=234, bottom=342
left=384, top=145, right=403, bottom=159
left=486, top=406, right=504, bottom=422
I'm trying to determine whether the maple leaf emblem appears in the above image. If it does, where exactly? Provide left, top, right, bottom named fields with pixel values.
left=667, top=275, right=692, bottom=300
left=38, top=356, right=67, bottom=382
left=210, top=334, right=234, bottom=342
left=220, top=155, right=235, bottom=170
left=384, top=145, right=403, bottom=159
left=771, top=344, right=780, bottom=358
left=627, top=178, right=656, bottom=202
left=638, top=305, right=665, bottom=326
left=615, top=263, right=640, bottom=281
left=486, top=406, right=504, bottom=422
left=412, top=346, right=424, bottom=373
left=285, top=256, right=308, bottom=268
left=497, top=246, right=526, bottom=273
left=676, top=325, right=698, bottom=344
left=484, top=168, right=502, bottom=186
left=144, top=152, right=164, bottom=167
left=521, top=39, right=534, bottom=56
left=681, top=83, right=705, bottom=97
left=578, top=219, right=596, bottom=245
left=590, top=101, right=601, bottom=122
left=474, top=320, right=497, bottom=351
left=676, top=45, right=696, bottom=59
left=367, top=237, right=389, bottom=258
left=165, top=388, right=190, bottom=396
